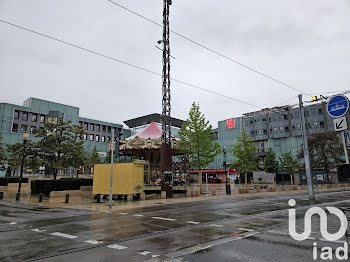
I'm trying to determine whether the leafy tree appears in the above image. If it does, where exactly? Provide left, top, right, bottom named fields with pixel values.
left=179, top=102, right=221, bottom=170
left=280, top=151, right=298, bottom=185
left=104, top=151, right=111, bottom=163
left=86, top=146, right=101, bottom=174
left=179, top=102, right=221, bottom=193
left=6, top=140, right=39, bottom=176
left=298, top=131, right=343, bottom=180
left=264, top=147, right=279, bottom=184
left=230, top=130, right=257, bottom=188
left=34, top=119, right=87, bottom=180
left=0, top=137, right=7, bottom=172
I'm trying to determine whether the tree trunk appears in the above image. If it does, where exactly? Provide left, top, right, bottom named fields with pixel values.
left=245, top=171, right=248, bottom=190
left=199, top=170, right=203, bottom=194
left=54, top=169, right=58, bottom=180
left=273, top=173, right=276, bottom=185
left=290, top=174, right=294, bottom=185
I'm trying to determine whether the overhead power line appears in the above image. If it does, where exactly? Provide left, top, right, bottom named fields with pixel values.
left=0, top=19, right=261, bottom=109
left=106, top=0, right=310, bottom=97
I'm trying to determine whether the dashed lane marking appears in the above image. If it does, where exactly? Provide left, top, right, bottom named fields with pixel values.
left=152, top=255, right=160, bottom=258
left=107, top=244, right=128, bottom=250
left=209, top=224, right=223, bottom=228
left=187, top=221, right=200, bottom=225
left=151, top=217, right=176, bottom=222
left=118, top=213, right=128, bottom=215
left=138, top=251, right=152, bottom=256
left=9, top=222, right=17, bottom=225
left=84, top=240, right=103, bottom=245
left=133, top=214, right=144, bottom=217
left=239, top=228, right=255, bottom=232
left=32, top=229, right=47, bottom=233
left=50, top=232, right=78, bottom=239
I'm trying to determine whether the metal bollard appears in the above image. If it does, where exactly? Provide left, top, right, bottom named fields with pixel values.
left=39, top=193, right=43, bottom=202
left=16, top=192, right=20, bottom=201
left=0, top=192, right=3, bottom=200
left=65, top=193, right=69, bottom=203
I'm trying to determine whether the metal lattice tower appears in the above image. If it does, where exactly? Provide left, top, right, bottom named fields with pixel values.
left=160, top=0, right=172, bottom=172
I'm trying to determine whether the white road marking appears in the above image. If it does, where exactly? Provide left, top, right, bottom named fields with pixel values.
left=108, top=244, right=128, bottom=250
left=118, top=213, right=128, bottom=215
left=209, top=224, right=223, bottom=228
left=50, top=232, right=78, bottom=239
left=9, top=222, right=17, bottom=225
left=133, top=214, right=144, bottom=217
left=138, top=251, right=152, bottom=256
left=239, top=228, right=255, bottom=232
left=32, top=229, right=47, bottom=233
left=187, top=221, right=200, bottom=225
left=151, top=217, right=176, bottom=221
left=152, top=255, right=160, bottom=258
left=85, top=240, right=103, bottom=245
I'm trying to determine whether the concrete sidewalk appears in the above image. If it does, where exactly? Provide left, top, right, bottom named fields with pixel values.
left=1, top=183, right=350, bottom=213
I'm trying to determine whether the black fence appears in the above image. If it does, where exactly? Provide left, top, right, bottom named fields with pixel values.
left=0, top=177, right=29, bottom=186
left=31, top=178, right=93, bottom=196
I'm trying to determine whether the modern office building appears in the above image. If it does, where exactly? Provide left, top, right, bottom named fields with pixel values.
left=0, top=97, right=131, bottom=160
left=209, top=99, right=349, bottom=173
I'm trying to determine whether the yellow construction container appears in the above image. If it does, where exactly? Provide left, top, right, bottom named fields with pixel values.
left=93, top=161, right=144, bottom=195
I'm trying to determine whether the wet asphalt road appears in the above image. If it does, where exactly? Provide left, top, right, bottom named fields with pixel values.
left=1, top=190, right=350, bottom=262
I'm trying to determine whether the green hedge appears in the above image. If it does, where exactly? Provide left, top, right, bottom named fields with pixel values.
left=31, top=179, right=93, bottom=196
left=0, top=177, right=28, bottom=186
left=0, top=178, right=8, bottom=186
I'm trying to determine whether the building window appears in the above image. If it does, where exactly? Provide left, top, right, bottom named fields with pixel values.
left=292, top=125, right=296, bottom=131
left=279, top=126, right=284, bottom=132
left=90, top=134, right=94, bottom=141
left=30, top=126, right=36, bottom=134
left=295, top=112, right=300, bottom=119
left=113, top=127, right=116, bottom=134
left=263, top=129, right=267, bottom=135
left=84, top=123, right=88, bottom=130
left=14, top=110, right=20, bottom=119
left=318, top=108, right=323, bottom=115
left=22, top=112, right=28, bottom=121
left=107, top=126, right=111, bottom=133
left=313, top=121, right=318, bottom=127
left=283, top=114, right=288, bottom=120
left=95, top=135, right=99, bottom=142
left=91, top=124, right=94, bottom=131
left=20, top=125, right=27, bottom=133
left=258, top=129, right=263, bottom=135
left=285, top=126, right=289, bottom=132
left=96, top=125, right=100, bottom=132
left=107, top=136, right=111, bottom=142
left=83, top=134, right=87, bottom=140
left=32, top=114, right=37, bottom=122
left=262, top=118, right=266, bottom=122
left=40, top=115, right=45, bottom=123
left=273, top=127, right=278, bottom=133
left=102, top=125, right=106, bottom=132
left=250, top=131, right=255, bottom=136
left=12, top=123, right=18, bottom=133
left=102, top=136, right=105, bottom=142
left=320, top=121, right=325, bottom=128
left=296, top=124, right=301, bottom=129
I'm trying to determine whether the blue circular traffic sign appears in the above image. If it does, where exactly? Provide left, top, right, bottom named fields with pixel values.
left=327, top=95, right=349, bottom=118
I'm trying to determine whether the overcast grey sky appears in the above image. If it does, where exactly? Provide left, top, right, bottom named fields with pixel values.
left=1, top=0, right=349, bottom=127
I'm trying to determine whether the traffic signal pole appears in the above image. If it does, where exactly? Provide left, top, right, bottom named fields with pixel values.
left=298, top=94, right=315, bottom=200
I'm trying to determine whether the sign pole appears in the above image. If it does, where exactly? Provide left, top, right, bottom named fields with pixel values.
left=109, top=128, right=114, bottom=210
left=298, top=94, right=315, bottom=200
left=342, top=131, right=349, bottom=164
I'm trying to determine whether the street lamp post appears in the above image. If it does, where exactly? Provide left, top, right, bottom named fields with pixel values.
left=16, top=133, right=29, bottom=201
left=223, top=147, right=231, bottom=195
